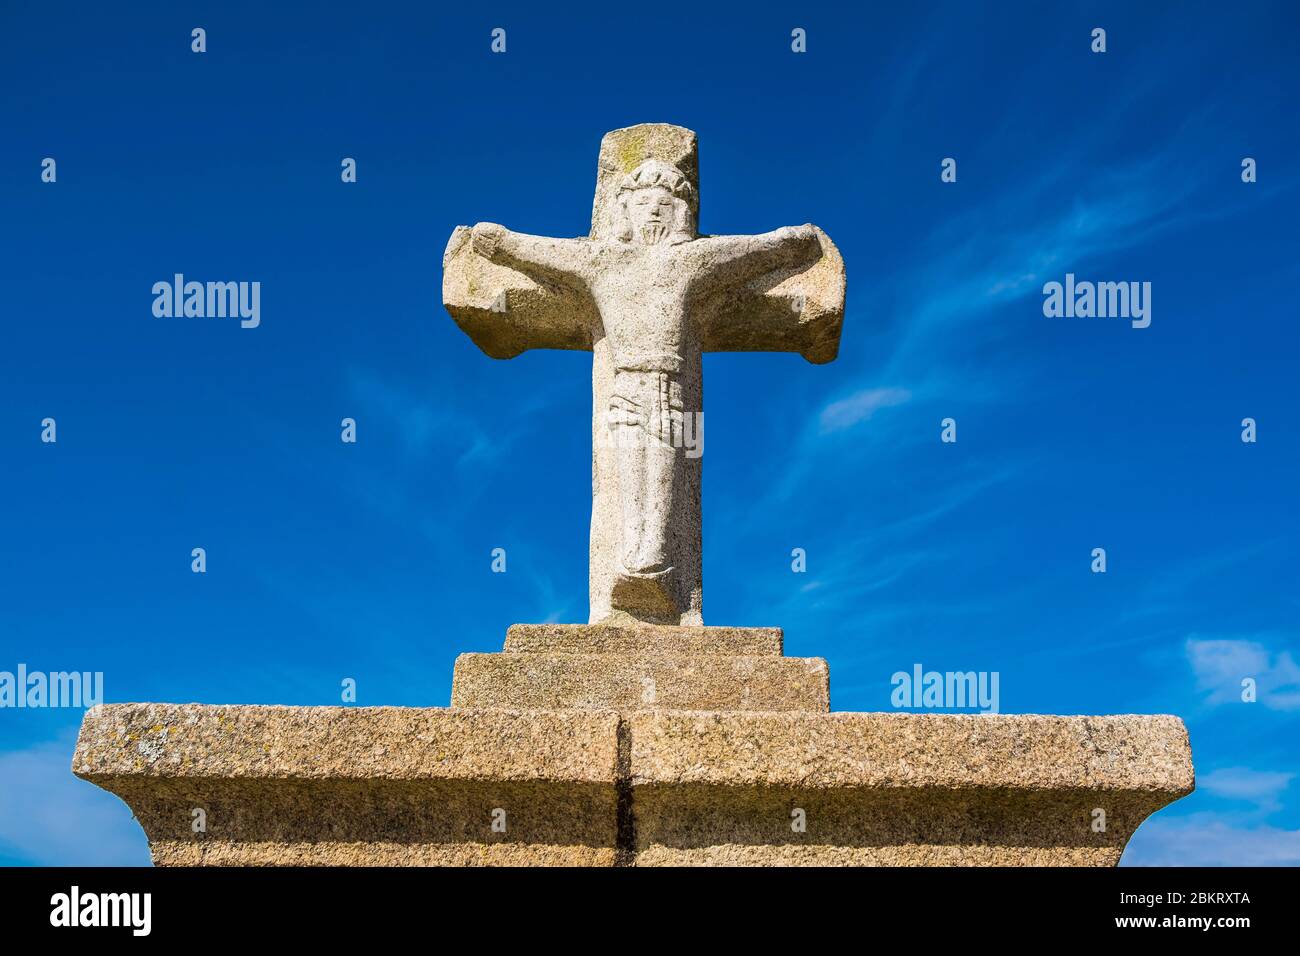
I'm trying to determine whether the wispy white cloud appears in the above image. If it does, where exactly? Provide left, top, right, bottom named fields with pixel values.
left=528, top=572, right=574, bottom=625
left=753, top=464, right=1022, bottom=637
left=1186, top=636, right=1300, bottom=711
left=347, top=369, right=517, bottom=467
left=763, top=120, right=1237, bottom=534
left=876, top=152, right=1218, bottom=388
left=818, top=387, right=911, bottom=434
left=1123, top=814, right=1300, bottom=867
left=1200, top=767, right=1295, bottom=814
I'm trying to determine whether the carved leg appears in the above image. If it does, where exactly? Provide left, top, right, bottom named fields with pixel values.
left=590, top=342, right=702, bottom=627
left=609, top=369, right=679, bottom=622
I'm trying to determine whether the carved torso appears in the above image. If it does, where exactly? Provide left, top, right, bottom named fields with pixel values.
left=587, top=241, right=694, bottom=372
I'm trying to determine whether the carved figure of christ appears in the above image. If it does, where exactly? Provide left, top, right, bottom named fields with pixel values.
left=443, top=134, right=844, bottom=627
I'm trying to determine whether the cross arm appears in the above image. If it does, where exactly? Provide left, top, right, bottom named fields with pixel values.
left=688, top=225, right=823, bottom=286
left=470, top=223, right=593, bottom=291
left=442, top=225, right=599, bottom=360
left=688, top=225, right=846, bottom=365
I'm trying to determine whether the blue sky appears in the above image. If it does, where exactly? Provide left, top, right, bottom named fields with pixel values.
left=1, top=1, right=1297, bottom=866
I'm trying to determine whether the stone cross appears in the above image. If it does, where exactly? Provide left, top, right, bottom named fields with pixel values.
left=443, top=124, right=845, bottom=625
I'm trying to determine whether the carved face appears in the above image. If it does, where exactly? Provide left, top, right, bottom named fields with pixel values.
left=624, top=186, right=676, bottom=244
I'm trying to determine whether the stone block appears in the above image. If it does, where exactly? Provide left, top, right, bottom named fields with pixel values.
left=451, top=652, right=829, bottom=713
left=503, top=622, right=784, bottom=656
left=627, top=711, right=1194, bottom=866
left=71, top=704, right=1193, bottom=867
left=72, top=703, right=622, bottom=866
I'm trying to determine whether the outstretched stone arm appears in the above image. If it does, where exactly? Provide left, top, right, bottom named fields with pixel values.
left=689, top=224, right=845, bottom=365
left=471, top=223, right=591, bottom=291
left=443, top=224, right=599, bottom=360
left=688, top=225, right=823, bottom=288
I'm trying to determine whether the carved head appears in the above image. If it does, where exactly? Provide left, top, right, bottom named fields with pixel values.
left=614, top=160, right=695, bottom=245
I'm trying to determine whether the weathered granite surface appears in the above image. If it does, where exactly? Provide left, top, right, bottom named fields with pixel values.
left=444, top=123, right=845, bottom=626
left=452, top=651, right=829, bottom=712
left=457, top=622, right=825, bottom=712
left=628, top=711, right=1193, bottom=866
left=73, top=698, right=1193, bottom=867
left=73, top=704, right=621, bottom=866
left=503, top=621, right=784, bottom=656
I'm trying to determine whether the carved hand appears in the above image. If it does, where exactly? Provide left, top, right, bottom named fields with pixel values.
left=607, top=395, right=643, bottom=429
left=471, top=222, right=507, bottom=261
left=779, top=223, right=819, bottom=249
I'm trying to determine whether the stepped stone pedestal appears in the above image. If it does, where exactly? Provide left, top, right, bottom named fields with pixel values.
left=452, top=622, right=828, bottom=712
left=72, top=622, right=1194, bottom=866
